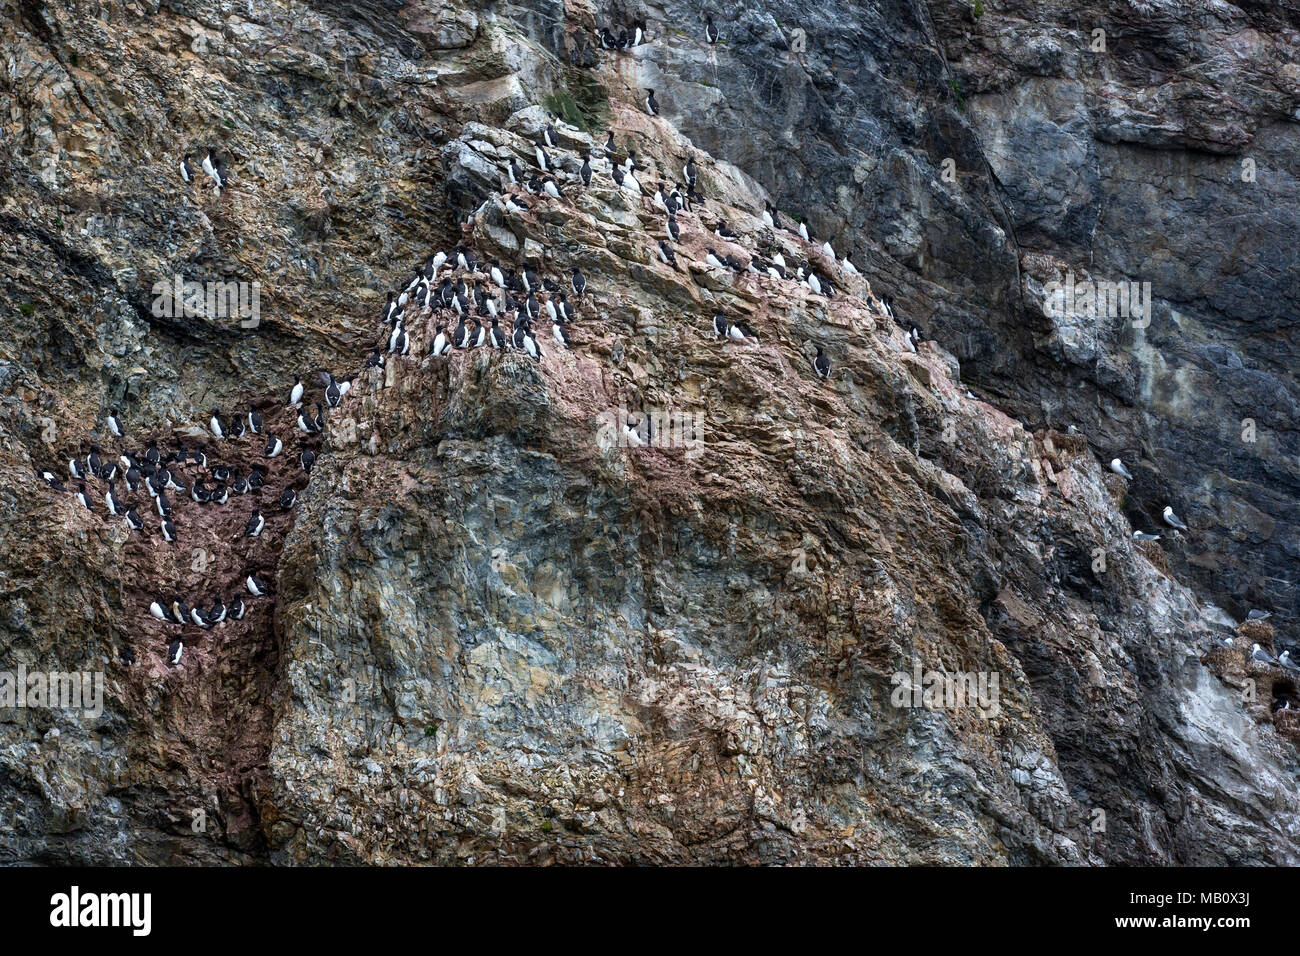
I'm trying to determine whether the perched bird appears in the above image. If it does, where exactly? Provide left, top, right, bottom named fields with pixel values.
left=1110, top=458, right=1134, bottom=480
left=246, top=573, right=269, bottom=596
left=300, top=449, right=316, bottom=473
left=40, top=470, right=64, bottom=491
left=813, top=345, right=830, bottom=380
left=1248, top=609, right=1272, bottom=622
left=167, top=639, right=183, bottom=667
left=713, top=309, right=729, bottom=338
left=571, top=268, right=587, bottom=297
left=104, top=481, right=124, bottom=516
left=106, top=408, right=123, bottom=437
left=180, top=152, right=194, bottom=184
left=645, top=89, right=659, bottom=116
left=248, top=407, right=263, bottom=434
left=1162, top=506, right=1188, bottom=531
left=1132, top=530, right=1161, bottom=541
left=209, top=409, right=225, bottom=439
left=705, top=16, right=719, bottom=44
left=279, top=487, right=296, bottom=510
left=246, top=509, right=265, bottom=537
left=1251, top=643, right=1278, bottom=666
left=431, top=323, right=450, bottom=356
left=553, top=317, right=572, bottom=350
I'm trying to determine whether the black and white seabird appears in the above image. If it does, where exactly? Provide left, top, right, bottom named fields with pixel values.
left=248, top=407, right=263, bottom=434
left=666, top=215, right=681, bottom=242
left=658, top=240, right=678, bottom=266
left=209, top=410, right=225, bottom=439
left=246, top=509, right=265, bottom=537
left=553, top=317, right=572, bottom=350
left=580, top=154, right=592, bottom=187
left=645, top=89, right=659, bottom=116
left=75, top=483, right=94, bottom=512
left=161, top=517, right=177, bottom=542
left=571, top=268, right=587, bottom=297
left=167, top=639, right=183, bottom=666
left=40, top=470, right=64, bottom=491
left=104, top=481, right=124, bottom=516
left=321, top=372, right=344, bottom=407
left=813, top=345, right=830, bottom=380
left=230, top=596, right=246, bottom=620
left=431, top=323, right=450, bottom=356
left=279, top=487, right=297, bottom=510
left=300, top=449, right=316, bottom=474
left=1162, top=506, right=1188, bottom=531
left=246, top=572, right=269, bottom=596
left=523, top=328, right=542, bottom=361
left=180, top=152, right=194, bottom=184
left=705, top=17, right=719, bottom=43
left=265, top=434, right=283, bottom=458
left=1110, top=458, right=1133, bottom=480
left=106, top=408, right=123, bottom=437
left=149, top=599, right=169, bottom=621
left=713, top=309, right=729, bottom=338
left=1279, top=651, right=1300, bottom=673
left=125, top=507, right=143, bottom=531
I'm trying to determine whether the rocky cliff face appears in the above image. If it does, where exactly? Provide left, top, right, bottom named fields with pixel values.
left=0, top=0, right=1297, bottom=865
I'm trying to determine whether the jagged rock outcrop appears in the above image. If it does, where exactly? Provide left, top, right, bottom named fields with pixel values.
left=0, top=0, right=1296, bottom=865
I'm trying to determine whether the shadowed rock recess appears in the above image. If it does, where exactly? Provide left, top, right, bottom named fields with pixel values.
left=0, top=0, right=1296, bottom=865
